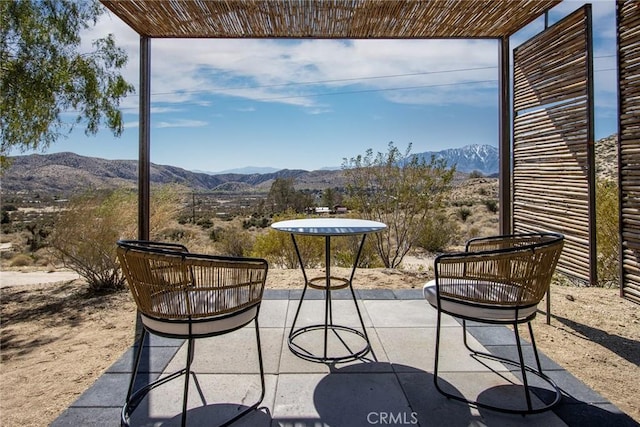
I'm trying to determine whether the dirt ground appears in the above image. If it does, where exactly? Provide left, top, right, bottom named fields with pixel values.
left=1, top=266, right=638, bottom=426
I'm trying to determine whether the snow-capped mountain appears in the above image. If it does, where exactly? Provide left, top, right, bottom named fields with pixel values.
left=412, top=144, right=499, bottom=175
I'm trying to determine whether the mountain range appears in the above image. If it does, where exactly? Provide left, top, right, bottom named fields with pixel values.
left=414, top=144, right=498, bottom=176
left=1, top=144, right=500, bottom=195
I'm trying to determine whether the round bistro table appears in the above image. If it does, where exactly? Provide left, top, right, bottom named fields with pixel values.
left=271, top=218, right=387, bottom=362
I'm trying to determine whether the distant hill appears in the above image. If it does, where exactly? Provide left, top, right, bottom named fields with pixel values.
left=2, top=137, right=616, bottom=195
left=197, top=166, right=281, bottom=175
left=412, top=144, right=499, bottom=175
left=0, top=152, right=344, bottom=195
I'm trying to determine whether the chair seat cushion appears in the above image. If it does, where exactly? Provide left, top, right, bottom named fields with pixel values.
left=423, top=279, right=538, bottom=322
left=140, top=289, right=259, bottom=337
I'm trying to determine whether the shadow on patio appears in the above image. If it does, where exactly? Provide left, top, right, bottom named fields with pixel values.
left=51, top=291, right=638, bottom=427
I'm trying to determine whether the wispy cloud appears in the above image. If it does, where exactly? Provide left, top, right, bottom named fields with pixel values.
left=92, top=2, right=615, bottom=112
left=155, top=119, right=208, bottom=128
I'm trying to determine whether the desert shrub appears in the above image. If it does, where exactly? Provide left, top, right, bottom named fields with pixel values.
left=1, top=210, right=11, bottom=225
left=209, top=226, right=224, bottom=242
left=216, top=226, right=254, bottom=257
left=332, top=234, right=384, bottom=268
left=468, top=170, right=484, bottom=179
left=343, top=142, right=455, bottom=268
left=242, top=216, right=270, bottom=229
left=483, top=199, right=498, bottom=213
left=251, top=212, right=323, bottom=268
left=196, top=218, right=213, bottom=229
left=467, top=226, right=481, bottom=239
left=25, top=222, right=52, bottom=251
left=416, top=212, right=459, bottom=252
left=457, top=207, right=472, bottom=222
left=596, top=180, right=619, bottom=287
left=451, top=199, right=474, bottom=207
left=158, top=227, right=189, bottom=241
left=252, top=228, right=323, bottom=268
left=48, top=186, right=181, bottom=293
left=9, top=253, right=33, bottom=267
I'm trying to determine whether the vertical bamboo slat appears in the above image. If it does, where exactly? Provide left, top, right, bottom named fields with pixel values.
left=512, top=6, right=596, bottom=285
left=618, top=0, right=640, bottom=304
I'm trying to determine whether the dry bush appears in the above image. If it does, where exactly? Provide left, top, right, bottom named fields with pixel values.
left=331, top=233, right=384, bottom=268
left=216, top=226, right=255, bottom=257
left=416, top=211, right=459, bottom=253
left=596, top=179, right=619, bottom=287
left=9, top=253, right=32, bottom=267
left=48, top=185, right=181, bottom=292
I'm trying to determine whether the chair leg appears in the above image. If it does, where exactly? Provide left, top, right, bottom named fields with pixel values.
left=123, top=320, right=266, bottom=427
left=513, top=322, right=533, bottom=412
left=122, top=334, right=188, bottom=427
left=528, top=322, right=544, bottom=372
left=220, top=317, right=266, bottom=427
left=432, top=309, right=446, bottom=396
left=431, top=313, right=562, bottom=415
left=181, top=338, right=195, bottom=427
left=126, top=328, right=147, bottom=404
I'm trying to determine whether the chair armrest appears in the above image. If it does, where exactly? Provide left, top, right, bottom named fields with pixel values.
left=465, top=232, right=563, bottom=253
left=118, top=240, right=189, bottom=253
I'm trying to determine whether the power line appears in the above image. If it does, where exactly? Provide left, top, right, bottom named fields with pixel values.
left=150, top=65, right=497, bottom=96
left=149, top=56, right=618, bottom=103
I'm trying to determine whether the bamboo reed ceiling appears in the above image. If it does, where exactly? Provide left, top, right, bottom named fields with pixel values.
left=512, top=6, right=595, bottom=284
left=100, top=0, right=560, bottom=39
left=617, top=0, right=640, bottom=303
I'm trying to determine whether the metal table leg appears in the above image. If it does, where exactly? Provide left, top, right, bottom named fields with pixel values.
left=287, top=233, right=371, bottom=362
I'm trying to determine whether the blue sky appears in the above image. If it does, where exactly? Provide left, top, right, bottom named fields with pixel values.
left=13, top=0, right=618, bottom=173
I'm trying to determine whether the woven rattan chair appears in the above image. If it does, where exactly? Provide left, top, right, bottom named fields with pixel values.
left=423, top=232, right=564, bottom=414
left=116, top=240, right=268, bottom=427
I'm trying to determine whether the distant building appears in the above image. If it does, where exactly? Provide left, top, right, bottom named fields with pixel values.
left=334, top=205, right=348, bottom=214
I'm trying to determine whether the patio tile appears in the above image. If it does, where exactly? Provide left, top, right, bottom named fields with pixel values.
left=464, top=324, right=523, bottom=346
left=552, top=401, right=639, bottom=427
left=164, top=327, right=284, bottom=375
left=483, top=344, right=564, bottom=373
left=70, top=372, right=131, bottom=407
left=128, top=374, right=277, bottom=427
left=393, top=289, right=425, bottom=300
left=277, top=323, right=389, bottom=374
left=356, top=289, right=397, bottom=300
left=397, top=371, right=565, bottom=426
left=364, top=299, right=458, bottom=328
left=50, top=407, right=123, bottom=427
left=263, top=289, right=292, bottom=300
left=434, top=371, right=564, bottom=420
left=106, top=345, right=182, bottom=374
left=285, top=298, right=373, bottom=328
left=258, top=299, right=290, bottom=328
left=272, top=371, right=412, bottom=426
left=376, top=326, right=509, bottom=373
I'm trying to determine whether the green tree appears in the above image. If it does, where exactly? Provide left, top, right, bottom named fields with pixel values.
left=343, top=142, right=455, bottom=268
left=267, top=177, right=313, bottom=213
left=0, top=0, right=134, bottom=163
left=321, top=187, right=341, bottom=208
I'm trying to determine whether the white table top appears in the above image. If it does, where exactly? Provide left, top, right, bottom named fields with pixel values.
left=271, top=218, right=387, bottom=236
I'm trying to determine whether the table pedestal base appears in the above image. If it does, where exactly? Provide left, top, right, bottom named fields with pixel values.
left=288, top=233, right=372, bottom=363
left=288, top=322, right=370, bottom=363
